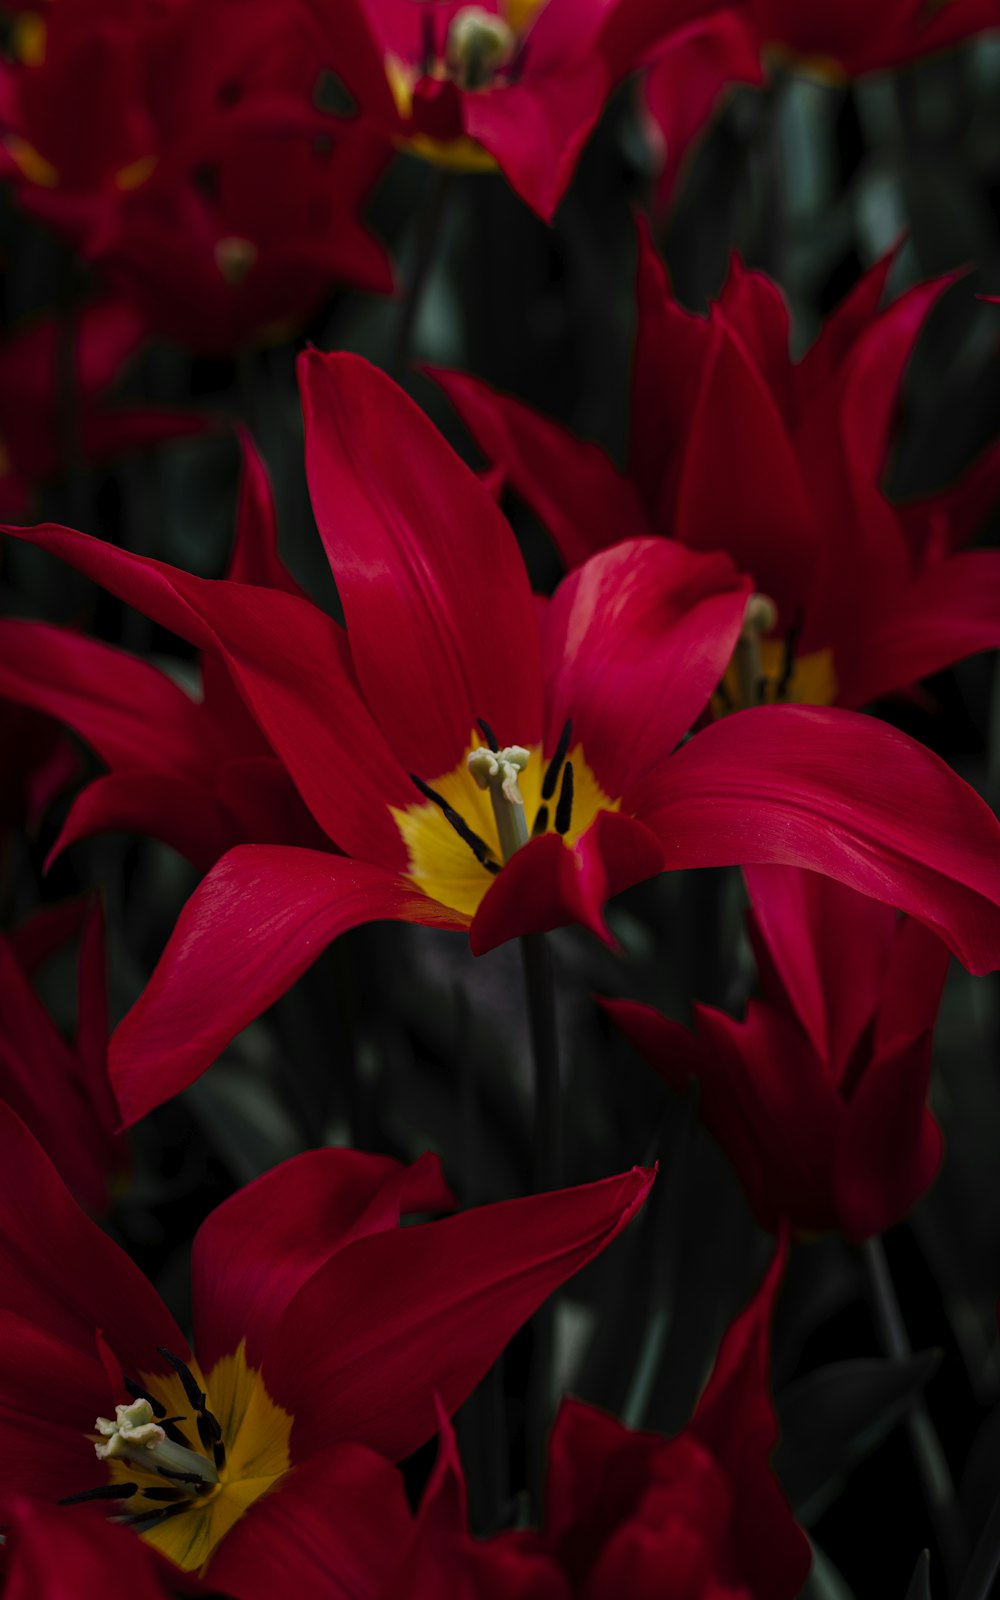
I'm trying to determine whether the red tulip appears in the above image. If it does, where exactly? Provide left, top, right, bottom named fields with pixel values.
left=431, top=226, right=1000, bottom=711
left=298, top=0, right=730, bottom=221
left=0, top=1098, right=652, bottom=1578
left=0, top=438, right=325, bottom=871
left=346, top=1239, right=808, bottom=1600
left=1, top=1500, right=216, bottom=1597
left=0, top=896, right=126, bottom=1214
left=605, top=866, right=951, bottom=1239
left=0, top=297, right=207, bottom=519
left=8, top=354, right=1000, bottom=1130
left=640, top=0, right=1000, bottom=207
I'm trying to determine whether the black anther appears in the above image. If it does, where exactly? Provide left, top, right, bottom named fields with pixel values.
left=141, top=1487, right=187, bottom=1503
left=157, top=1349, right=206, bottom=1414
left=410, top=773, right=499, bottom=872
left=154, top=1466, right=206, bottom=1485
left=477, top=718, right=499, bottom=752
left=542, top=719, right=572, bottom=800
left=197, top=1410, right=223, bottom=1451
left=60, top=1482, right=138, bottom=1506
left=555, top=761, right=574, bottom=836
left=214, top=1439, right=228, bottom=1471
left=777, top=606, right=804, bottom=701
left=125, top=1502, right=192, bottom=1531
left=532, top=803, right=549, bottom=837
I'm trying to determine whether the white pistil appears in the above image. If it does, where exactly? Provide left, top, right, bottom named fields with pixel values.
left=735, top=592, right=779, bottom=710
left=446, top=6, right=517, bottom=88
left=468, top=744, right=531, bottom=861
left=94, top=1399, right=219, bottom=1485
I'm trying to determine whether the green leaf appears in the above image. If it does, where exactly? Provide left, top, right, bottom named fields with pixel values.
left=905, top=1550, right=933, bottom=1600
left=776, top=1351, right=942, bottom=1524
left=799, top=1543, right=857, bottom=1600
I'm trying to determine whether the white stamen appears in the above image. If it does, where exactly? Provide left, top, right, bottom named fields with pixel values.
left=93, top=1397, right=218, bottom=1484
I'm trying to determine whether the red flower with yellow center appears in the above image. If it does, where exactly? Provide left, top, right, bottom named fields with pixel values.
left=8, top=353, right=1000, bottom=1130
left=0, top=1100, right=652, bottom=1579
left=431, top=225, right=1000, bottom=713
left=299, top=0, right=729, bottom=219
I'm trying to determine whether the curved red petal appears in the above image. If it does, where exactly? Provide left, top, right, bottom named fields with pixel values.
left=110, top=846, right=464, bottom=1128
left=299, top=350, right=543, bottom=774
left=193, top=1150, right=456, bottom=1370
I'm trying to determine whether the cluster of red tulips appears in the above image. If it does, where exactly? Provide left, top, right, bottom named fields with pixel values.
left=2, top=1, right=1000, bottom=1596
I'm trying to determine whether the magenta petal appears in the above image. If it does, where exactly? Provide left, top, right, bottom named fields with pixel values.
left=193, top=1150, right=455, bottom=1369
left=47, top=772, right=239, bottom=873
left=227, top=428, right=307, bottom=597
left=469, top=813, right=665, bottom=956
left=4, top=1500, right=210, bottom=1598
left=205, top=1445, right=411, bottom=1600
left=427, top=366, right=649, bottom=570
left=542, top=538, right=749, bottom=793
left=0, top=1103, right=186, bottom=1376
left=261, top=1167, right=653, bottom=1463
left=834, top=1034, right=943, bottom=1241
left=110, top=846, right=463, bottom=1127
left=633, top=705, right=1000, bottom=975
left=837, top=551, right=1000, bottom=708
left=299, top=350, right=543, bottom=774
left=461, top=57, right=608, bottom=221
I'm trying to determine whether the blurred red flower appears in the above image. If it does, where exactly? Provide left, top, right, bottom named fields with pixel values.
left=640, top=0, right=1000, bottom=207
left=605, top=866, right=950, bottom=1239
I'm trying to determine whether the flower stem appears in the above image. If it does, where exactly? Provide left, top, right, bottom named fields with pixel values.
left=862, top=1236, right=968, bottom=1586
left=956, top=1485, right=1000, bottom=1600
left=520, top=931, right=561, bottom=1515
left=390, top=169, right=454, bottom=382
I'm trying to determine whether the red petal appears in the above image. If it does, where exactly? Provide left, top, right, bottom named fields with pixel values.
left=299, top=350, right=543, bottom=775
left=261, top=1167, right=654, bottom=1463
left=110, top=846, right=463, bottom=1127
left=542, top=538, right=749, bottom=794
left=743, top=866, right=897, bottom=1076
left=0, top=1103, right=185, bottom=1377
left=0, top=520, right=411, bottom=867
left=632, top=705, right=1000, bottom=974
left=226, top=428, right=307, bottom=597
left=691, top=1237, right=811, bottom=1600
left=0, top=619, right=216, bottom=777
left=427, top=366, right=648, bottom=570
left=47, top=771, right=240, bottom=874
left=834, top=1035, right=943, bottom=1240
left=641, top=13, right=763, bottom=212
left=205, top=1444, right=411, bottom=1600
left=4, top=1500, right=210, bottom=1598
left=836, top=551, right=1000, bottom=709
left=469, top=812, right=665, bottom=955
left=461, top=58, right=608, bottom=222
left=193, top=1149, right=455, bottom=1369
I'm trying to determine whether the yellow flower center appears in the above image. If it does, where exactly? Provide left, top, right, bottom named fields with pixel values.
left=382, top=0, right=548, bottom=171
left=97, top=1342, right=292, bottom=1575
left=714, top=637, right=838, bottom=714
left=391, top=728, right=618, bottom=918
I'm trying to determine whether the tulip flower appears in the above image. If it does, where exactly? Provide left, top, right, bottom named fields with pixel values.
left=0, top=896, right=126, bottom=1214
left=0, top=1097, right=652, bottom=1577
left=222, top=1238, right=806, bottom=1599
left=431, top=227, right=1000, bottom=712
left=639, top=0, right=1000, bottom=208
left=94, top=124, right=392, bottom=353
left=298, top=0, right=731, bottom=221
left=0, top=297, right=207, bottom=519
left=8, top=353, right=1000, bottom=1130
left=0, top=439, right=325, bottom=870
left=605, top=866, right=951, bottom=1240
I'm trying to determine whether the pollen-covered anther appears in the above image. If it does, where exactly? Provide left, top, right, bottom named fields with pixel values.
left=214, top=235, right=258, bottom=287
left=446, top=6, right=517, bottom=88
left=94, top=1398, right=219, bottom=1485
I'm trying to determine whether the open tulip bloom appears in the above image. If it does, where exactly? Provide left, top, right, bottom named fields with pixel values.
left=431, top=225, right=1000, bottom=713
left=7, top=352, right=1000, bottom=1129
left=0, top=1099, right=652, bottom=1580
left=298, top=0, right=730, bottom=221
